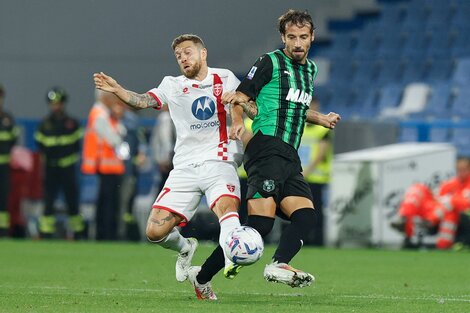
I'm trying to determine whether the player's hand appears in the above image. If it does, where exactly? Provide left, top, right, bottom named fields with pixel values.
left=324, top=112, right=341, bottom=129
left=222, top=91, right=237, bottom=104
left=93, top=72, right=121, bottom=94
left=229, top=119, right=245, bottom=140
left=222, top=91, right=250, bottom=105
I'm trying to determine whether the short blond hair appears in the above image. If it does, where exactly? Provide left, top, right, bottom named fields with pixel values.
left=171, top=34, right=205, bottom=51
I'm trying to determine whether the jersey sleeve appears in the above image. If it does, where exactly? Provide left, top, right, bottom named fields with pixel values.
left=225, top=70, right=241, bottom=92
left=147, top=77, right=172, bottom=109
left=236, top=54, right=273, bottom=100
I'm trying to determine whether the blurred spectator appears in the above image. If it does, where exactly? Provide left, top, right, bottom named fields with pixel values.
left=391, top=157, right=470, bottom=249
left=150, top=105, right=175, bottom=193
left=120, top=107, right=147, bottom=241
left=34, top=87, right=84, bottom=239
left=82, top=90, right=127, bottom=241
left=0, top=85, right=20, bottom=236
left=299, top=96, right=333, bottom=246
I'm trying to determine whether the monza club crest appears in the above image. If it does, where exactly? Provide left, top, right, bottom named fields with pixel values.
left=213, top=83, right=223, bottom=97
left=226, top=184, right=236, bottom=193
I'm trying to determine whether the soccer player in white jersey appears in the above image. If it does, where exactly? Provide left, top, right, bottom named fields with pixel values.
left=94, top=34, right=243, bottom=300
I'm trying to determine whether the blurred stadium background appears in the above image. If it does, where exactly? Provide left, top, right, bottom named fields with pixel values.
left=1, top=0, right=470, bottom=244
left=2, top=0, right=470, bottom=311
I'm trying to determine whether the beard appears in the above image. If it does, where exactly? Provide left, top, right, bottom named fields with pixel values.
left=182, top=61, right=201, bottom=79
left=290, top=48, right=307, bottom=62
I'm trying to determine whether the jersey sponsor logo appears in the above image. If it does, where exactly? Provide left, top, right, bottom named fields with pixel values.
left=183, top=87, right=189, bottom=94
left=213, top=83, right=223, bottom=97
left=247, top=66, right=257, bottom=80
left=285, top=88, right=312, bottom=107
left=191, top=96, right=216, bottom=120
left=283, top=70, right=291, bottom=76
left=190, top=120, right=220, bottom=130
left=262, top=179, right=275, bottom=192
left=226, top=184, right=235, bottom=193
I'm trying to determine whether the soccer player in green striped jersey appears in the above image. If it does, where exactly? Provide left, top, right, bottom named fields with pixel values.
left=223, top=9, right=341, bottom=288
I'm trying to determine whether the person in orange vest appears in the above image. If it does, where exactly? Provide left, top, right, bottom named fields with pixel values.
left=434, top=157, right=470, bottom=249
left=392, top=157, right=470, bottom=249
left=82, top=90, right=128, bottom=241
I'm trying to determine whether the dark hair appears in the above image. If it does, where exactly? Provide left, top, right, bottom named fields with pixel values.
left=171, top=34, right=205, bottom=51
left=278, top=9, right=315, bottom=35
left=0, top=85, right=4, bottom=98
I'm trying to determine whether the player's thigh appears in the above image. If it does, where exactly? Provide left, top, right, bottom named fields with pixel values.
left=279, top=196, right=314, bottom=218
left=203, top=161, right=241, bottom=218
left=279, top=173, right=314, bottom=218
left=247, top=197, right=277, bottom=218
left=152, top=168, right=203, bottom=227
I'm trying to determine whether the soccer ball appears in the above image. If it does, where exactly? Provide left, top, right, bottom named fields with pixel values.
left=224, top=226, right=264, bottom=265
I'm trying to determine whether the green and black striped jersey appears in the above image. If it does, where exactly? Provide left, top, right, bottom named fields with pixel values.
left=237, top=49, right=317, bottom=150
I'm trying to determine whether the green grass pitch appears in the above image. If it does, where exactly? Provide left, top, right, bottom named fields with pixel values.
left=0, top=240, right=469, bottom=313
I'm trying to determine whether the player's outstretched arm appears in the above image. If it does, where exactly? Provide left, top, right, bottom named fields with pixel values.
left=306, top=109, right=341, bottom=129
left=222, top=91, right=258, bottom=119
left=223, top=91, right=258, bottom=140
left=93, top=72, right=158, bottom=109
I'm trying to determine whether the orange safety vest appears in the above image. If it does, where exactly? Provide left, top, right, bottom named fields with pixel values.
left=434, top=176, right=470, bottom=249
left=81, top=103, right=124, bottom=175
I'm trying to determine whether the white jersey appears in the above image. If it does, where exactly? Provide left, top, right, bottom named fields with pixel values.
left=148, top=67, right=243, bottom=169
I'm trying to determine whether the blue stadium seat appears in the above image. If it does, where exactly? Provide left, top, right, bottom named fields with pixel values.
left=425, top=59, right=454, bottom=82
left=351, top=87, right=381, bottom=119
left=402, top=5, right=428, bottom=32
left=429, top=126, right=450, bottom=142
left=377, top=84, right=404, bottom=111
left=450, top=32, right=470, bottom=57
left=452, top=58, right=470, bottom=85
left=401, top=58, right=427, bottom=83
left=378, top=3, right=406, bottom=26
left=328, top=58, right=355, bottom=84
left=401, top=32, right=428, bottom=58
left=450, top=9, right=470, bottom=30
left=377, top=32, right=406, bottom=58
left=313, top=85, right=330, bottom=108
left=420, top=82, right=453, bottom=119
left=376, top=61, right=404, bottom=84
left=426, top=31, right=453, bottom=58
left=399, top=126, right=419, bottom=142
left=450, top=87, right=470, bottom=119
left=353, top=29, right=381, bottom=59
left=328, top=33, right=357, bottom=59
left=351, top=60, right=380, bottom=84
left=426, top=6, right=455, bottom=30
left=451, top=127, right=470, bottom=156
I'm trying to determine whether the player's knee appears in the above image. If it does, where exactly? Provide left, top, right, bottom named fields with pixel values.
left=290, top=208, right=316, bottom=238
left=146, top=224, right=170, bottom=242
left=246, top=215, right=275, bottom=238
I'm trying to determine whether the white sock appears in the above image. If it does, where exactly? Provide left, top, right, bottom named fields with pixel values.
left=149, top=228, right=190, bottom=253
left=218, top=212, right=241, bottom=266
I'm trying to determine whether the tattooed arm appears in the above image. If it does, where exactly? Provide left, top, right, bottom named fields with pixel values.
left=238, top=100, right=258, bottom=120
left=306, top=109, right=341, bottom=129
left=93, top=72, right=160, bottom=109
left=125, top=91, right=159, bottom=109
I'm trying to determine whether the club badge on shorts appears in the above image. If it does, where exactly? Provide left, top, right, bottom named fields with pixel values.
left=262, top=180, right=275, bottom=192
left=226, top=184, right=236, bottom=193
